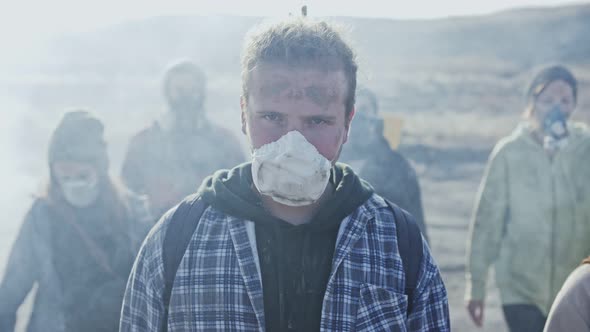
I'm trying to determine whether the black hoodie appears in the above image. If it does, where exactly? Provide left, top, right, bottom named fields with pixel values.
left=198, top=162, right=373, bottom=331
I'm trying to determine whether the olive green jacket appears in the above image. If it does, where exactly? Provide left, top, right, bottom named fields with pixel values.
left=466, top=122, right=590, bottom=315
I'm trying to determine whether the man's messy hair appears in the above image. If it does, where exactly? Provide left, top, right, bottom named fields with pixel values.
left=241, top=18, right=358, bottom=120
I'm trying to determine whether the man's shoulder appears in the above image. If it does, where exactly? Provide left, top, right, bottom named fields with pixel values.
left=370, top=194, right=445, bottom=305
left=360, top=193, right=422, bottom=219
left=136, top=201, right=181, bottom=260
left=128, top=121, right=163, bottom=147
left=357, top=194, right=440, bottom=284
left=356, top=194, right=404, bottom=230
left=146, top=194, right=211, bottom=243
left=358, top=193, right=390, bottom=215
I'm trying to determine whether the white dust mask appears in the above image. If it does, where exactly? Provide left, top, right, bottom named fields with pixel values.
left=59, top=174, right=100, bottom=208
left=251, top=131, right=331, bottom=207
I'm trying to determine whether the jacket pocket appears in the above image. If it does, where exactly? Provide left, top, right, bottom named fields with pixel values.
left=355, top=283, right=408, bottom=332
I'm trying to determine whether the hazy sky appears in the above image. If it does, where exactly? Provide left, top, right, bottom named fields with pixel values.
left=0, top=0, right=587, bottom=64
left=3, top=0, right=587, bottom=35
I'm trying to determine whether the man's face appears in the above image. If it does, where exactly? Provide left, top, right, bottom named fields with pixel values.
left=241, top=63, right=353, bottom=162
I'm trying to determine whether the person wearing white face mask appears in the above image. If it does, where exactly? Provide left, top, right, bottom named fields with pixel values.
left=251, top=130, right=332, bottom=207
left=465, top=65, right=590, bottom=332
left=121, top=18, right=449, bottom=332
left=0, top=111, right=152, bottom=332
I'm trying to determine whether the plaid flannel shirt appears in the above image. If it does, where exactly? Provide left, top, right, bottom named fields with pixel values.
left=120, top=194, right=450, bottom=331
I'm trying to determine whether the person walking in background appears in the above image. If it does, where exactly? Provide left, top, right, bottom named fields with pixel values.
left=121, top=60, right=245, bottom=218
left=340, top=87, right=428, bottom=241
left=0, top=111, right=152, bottom=332
left=465, top=65, right=590, bottom=332
left=544, top=256, right=590, bottom=332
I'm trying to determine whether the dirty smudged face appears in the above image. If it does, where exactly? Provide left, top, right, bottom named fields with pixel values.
left=241, top=63, right=354, bottom=163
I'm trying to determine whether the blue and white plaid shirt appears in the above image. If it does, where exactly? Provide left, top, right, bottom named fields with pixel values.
left=120, top=194, right=450, bottom=331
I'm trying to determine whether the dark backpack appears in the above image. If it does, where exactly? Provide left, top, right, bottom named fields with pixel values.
left=160, top=194, right=423, bottom=331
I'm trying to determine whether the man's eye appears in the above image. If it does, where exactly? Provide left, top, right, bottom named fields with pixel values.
left=263, top=114, right=281, bottom=122
left=309, top=118, right=328, bottom=125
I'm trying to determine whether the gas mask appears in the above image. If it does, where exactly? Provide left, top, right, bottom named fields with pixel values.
left=251, top=131, right=331, bottom=207
left=58, top=173, right=100, bottom=208
left=541, top=105, right=569, bottom=151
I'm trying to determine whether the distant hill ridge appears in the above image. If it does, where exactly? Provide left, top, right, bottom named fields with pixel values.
left=48, top=3, right=590, bottom=75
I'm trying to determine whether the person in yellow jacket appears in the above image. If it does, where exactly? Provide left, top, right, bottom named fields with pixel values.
left=465, top=65, right=590, bottom=332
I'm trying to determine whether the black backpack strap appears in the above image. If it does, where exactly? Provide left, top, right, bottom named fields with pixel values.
left=385, top=199, right=424, bottom=316
left=161, top=194, right=207, bottom=332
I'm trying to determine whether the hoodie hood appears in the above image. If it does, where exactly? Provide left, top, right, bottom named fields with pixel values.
left=197, top=162, right=374, bottom=230
left=198, top=162, right=374, bottom=331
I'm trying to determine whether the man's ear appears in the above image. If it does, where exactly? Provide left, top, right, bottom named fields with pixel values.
left=240, top=96, right=247, bottom=135
left=343, top=106, right=356, bottom=143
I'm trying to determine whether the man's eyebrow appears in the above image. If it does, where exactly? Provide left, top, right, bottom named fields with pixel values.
left=253, top=109, right=281, bottom=114
left=304, top=85, right=339, bottom=107
left=304, top=114, right=337, bottom=120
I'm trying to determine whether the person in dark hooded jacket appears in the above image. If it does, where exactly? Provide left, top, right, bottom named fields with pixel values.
left=0, top=110, right=152, bottom=332
left=340, top=87, right=428, bottom=241
left=121, top=60, right=245, bottom=218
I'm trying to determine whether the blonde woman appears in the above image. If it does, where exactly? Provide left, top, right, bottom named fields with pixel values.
left=0, top=111, right=151, bottom=332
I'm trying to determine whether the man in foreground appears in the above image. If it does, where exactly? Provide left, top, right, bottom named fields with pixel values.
left=121, top=18, right=449, bottom=332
